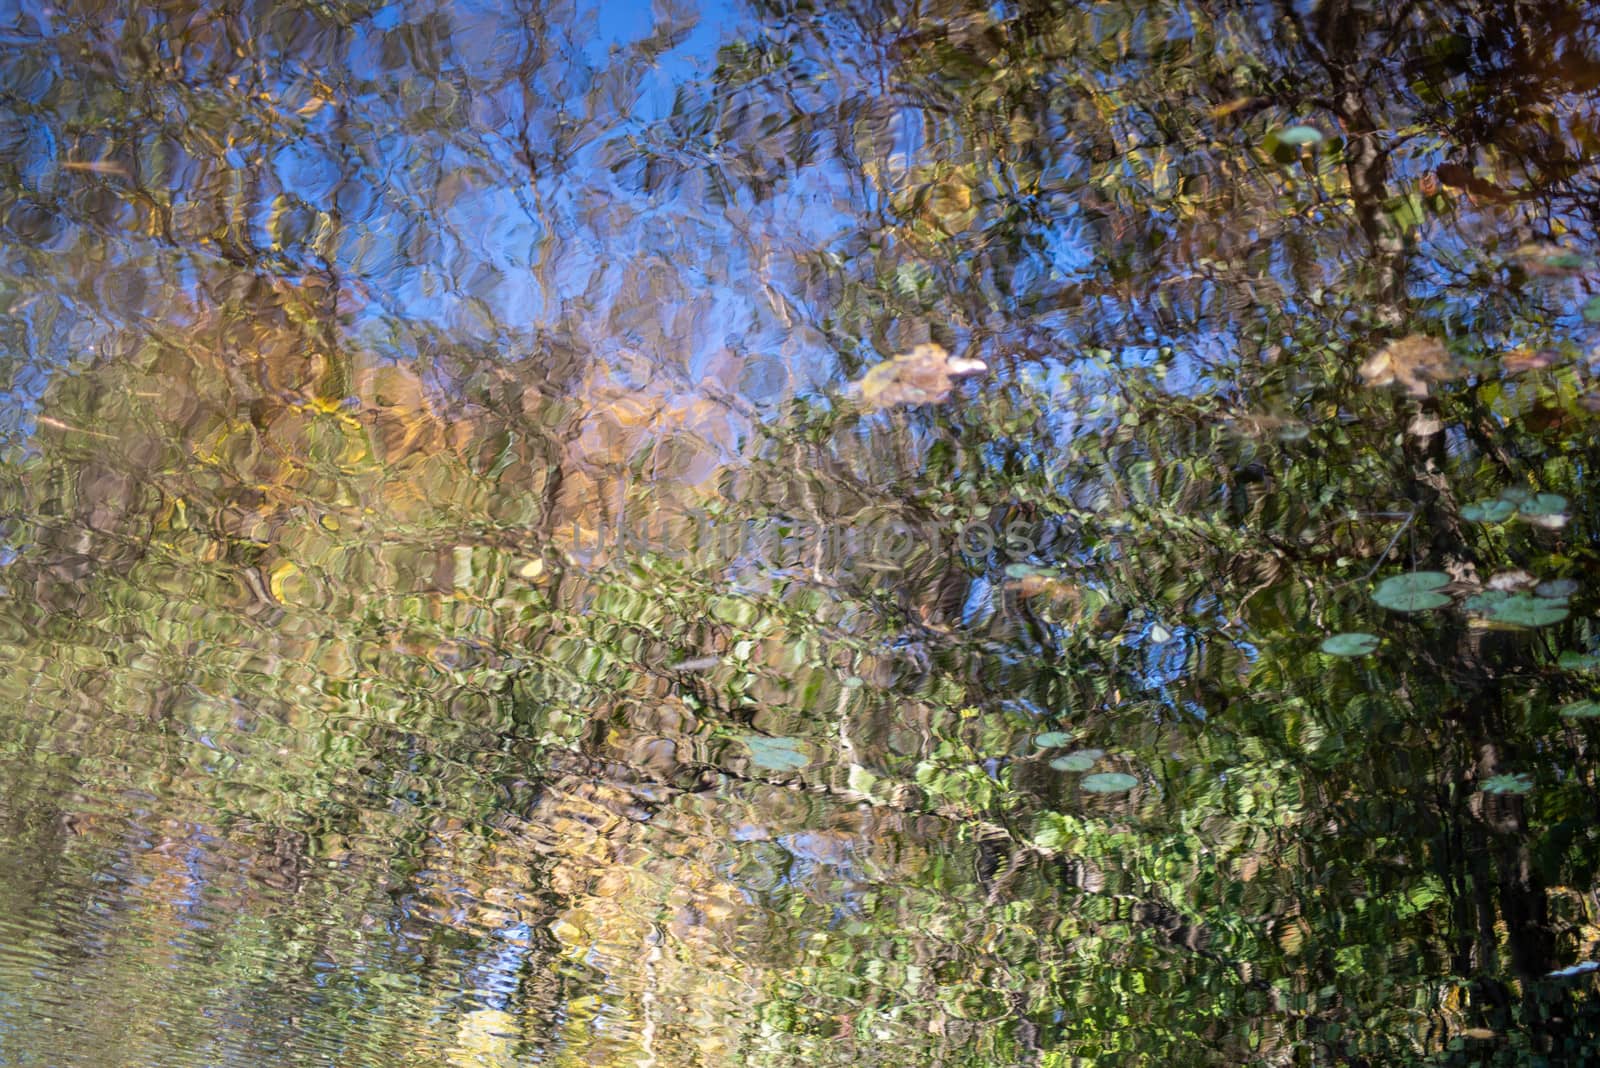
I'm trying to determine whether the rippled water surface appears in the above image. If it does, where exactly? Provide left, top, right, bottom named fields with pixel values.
left=4, top=1, right=1600, bottom=1065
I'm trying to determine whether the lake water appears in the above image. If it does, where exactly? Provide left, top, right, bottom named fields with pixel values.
left=3, top=1, right=1600, bottom=1064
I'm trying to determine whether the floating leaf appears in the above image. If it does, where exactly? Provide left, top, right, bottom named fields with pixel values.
left=1462, top=589, right=1510, bottom=612
left=1050, top=749, right=1105, bottom=772
left=1512, top=243, right=1590, bottom=276
left=1502, top=348, right=1561, bottom=373
left=1321, top=632, right=1380, bottom=657
left=1524, top=513, right=1569, bottom=531
left=1276, top=125, right=1324, bottom=146
left=1210, top=96, right=1259, bottom=120
left=742, top=735, right=810, bottom=772
left=1377, top=590, right=1451, bottom=612
left=1377, top=571, right=1449, bottom=592
left=1585, top=295, right=1600, bottom=323
left=856, top=343, right=987, bottom=409
left=1484, top=593, right=1568, bottom=628
left=1008, top=571, right=1073, bottom=599
left=1033, top=731, right=1073, bottom=748
left=1461, top=499, right=1516, bottom=523
left=1479, top=772, right=1534, bottom=795
left=1518, top=493, right=1568, bottom=517
left=1487, top=569, right=1537, bottom=591
left=670, top=655, right=722, bottom=672
left=1558, top=700, right=1600, bottom=719
left=1358, top=335, right=1456, bottom=397
left=1559, top=651, right=1600, bottom=671
left=1081, top=771, right=1139, bottom=793
left=1536, top=578, right=1579, bottom=599
left=1407, top=412, right=1443, bottom=437
left=1372, top=571, right=1451, bottom=612
left=1497, top=487, right=1533, bottom=505
left=1516, top=493, right=1569, bottom=529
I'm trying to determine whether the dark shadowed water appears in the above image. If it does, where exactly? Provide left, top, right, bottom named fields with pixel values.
left=3, top=1, right=1600, bottom=1065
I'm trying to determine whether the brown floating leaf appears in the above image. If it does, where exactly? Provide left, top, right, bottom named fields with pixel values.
left=1487, top=569, right=1537, bottom=591
left=1406, top=412, right=1443, bottom=437
left=1209, top=96, right=1260, bottom=120
left=1511, top=243, right=1588, bottom=277
left=856, top=343, right=987, bottom=409
left=1502, top=347, right=1560, bottom=373
left=62, top=159, right=127, bottom=176
left=1359, top=335, right=1457, bottom=398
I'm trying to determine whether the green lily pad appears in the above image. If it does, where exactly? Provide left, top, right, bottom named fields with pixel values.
left=1462, top=499, right=1517, bottom=523
left=1276, top=125, right=1325, bottom=146
left=1518, top=493, right=1568, bottom=517
left=1485, top=594, right=1569, bottom=628
left=1497, top=487, right=1533, bottom=505
left=1377, top=590, right=1452, bottom=612
left=1559, top=651, right=1600, bottom=671
left=1559, top=700, right=1600, bottom=719
left=1033, top=731, right=1073, bottom=749
left=1479, top=772, right=1534, bottom=795
left=1463, top=589, right=1510, bottom=612
left=1373, top=571, right=1452, bottom=613
left=1584, top=295, right=1600, bottom=323
left=1321, top=632, right=1380, bottom=657
left=1081, top=771, right=1139, bottom=793
left=1050, top=749, right=1105, bottom=772
left=742, top=735, right=810, bottom=772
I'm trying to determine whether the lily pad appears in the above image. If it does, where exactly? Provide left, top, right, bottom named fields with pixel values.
left=1485, top=594, right=1569, bottom=628
left=1463, top=589, right=1511, bottom=612
left=1518, top=493, right=1568, bottom=517
left=1373, top=571, right=1452, bottom=613
left=1081, top=771, right=1139, bottom=793
left=1479, top=772, right=1534, bottom=795
left=1558, top=700, right=1600, bottom=719
left=1461, top=499, right=1516, bottom=523
left=1536, top=578, right=1580, bottom=599
left=1320, top=632, right=1380, bottom=657
left=1559, top=651, right=1600, bottom=671
left=1033, top=731, right=1073, bottom=749
left=1276, top=125, right=1325, bottom=146
left=742, top=735, right=810, bottom=772
left=1496, top=487, right=1534, bottom=505
left=1050, top=749, right=1105, bottom=772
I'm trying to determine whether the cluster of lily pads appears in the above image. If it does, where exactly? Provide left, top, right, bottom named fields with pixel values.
left=1320, top=567, right=1584, bottom=655
left=1363, top=569, right=1575, bottom=626
left=1033, top=732, right=1139, bottom=793
left=1315, top=555, right=1598, bottom=799
left=1461, top=487, right=1568, bottom=529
